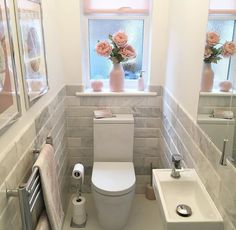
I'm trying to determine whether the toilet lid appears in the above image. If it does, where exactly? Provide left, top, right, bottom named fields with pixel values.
left=92, top=162, right=136, bottom=196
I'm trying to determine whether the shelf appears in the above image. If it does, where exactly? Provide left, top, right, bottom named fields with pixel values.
left=75, top=89, right=158, bottom=97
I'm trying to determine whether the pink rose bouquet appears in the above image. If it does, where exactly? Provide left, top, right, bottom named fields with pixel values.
left=95, top=31, right=136, bottom=64
left=204, top=31, right=236, bottom=63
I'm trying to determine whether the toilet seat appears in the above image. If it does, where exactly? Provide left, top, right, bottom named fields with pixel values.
left=92, top=162, right=136, bottom=196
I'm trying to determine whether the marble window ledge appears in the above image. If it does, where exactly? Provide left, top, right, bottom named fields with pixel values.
left=75, top=90, right=158, bottom=97
left=200, top=90, right=236, bottom=97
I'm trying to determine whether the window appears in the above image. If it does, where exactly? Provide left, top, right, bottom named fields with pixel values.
left=81, top=0, right=150, bottom=89
left=207, top=18, right=236, bottom=87
left=89, top=19, right=144, bottom=81
left=209, top=0, right=236, bottom=89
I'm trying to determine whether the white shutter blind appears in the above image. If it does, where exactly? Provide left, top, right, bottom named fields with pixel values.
left=209, top=0, right=236, bottom=14
left=84, top=0, right=150, bottom=15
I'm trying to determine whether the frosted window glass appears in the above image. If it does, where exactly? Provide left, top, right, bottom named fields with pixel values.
left=89, top=19, right=144, bottom=80
left=207, top=20, right=235, bottom=85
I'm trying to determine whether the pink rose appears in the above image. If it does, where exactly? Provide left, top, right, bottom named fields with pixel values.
left=206, top=32, right=220, bottom=47
left=96, top=41, right=112, bottom=57
left=204, top=46, right=213, bottom=59
left=221, top=42, right=236, bottom=57
left=119, top=45, right=136, bottom=59
left=112, top=31, right=128, bottom=48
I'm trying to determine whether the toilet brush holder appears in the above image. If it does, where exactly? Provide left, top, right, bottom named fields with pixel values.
left=145, top=163, right=156, bottom=200
left=145, top=184, right=156, bottom=200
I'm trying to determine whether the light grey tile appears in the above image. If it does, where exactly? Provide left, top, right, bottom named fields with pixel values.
left=81, top=136, right=93, bottom=147
left=67, top=127, right=93, bottom=137
left=134, top=128, right=160, bottom=138
left=65, top=96, right=81, bottom=107
left=110, top=107, right=133, bottom=114
left=66, top=85, right=83, bottom=96
left=69, top=157, right=93, bottom=167
left=144, top=157, right=162, bottom=168
left=0, top=144, right=17, bottom=186
left=68, top=137, right=81, bottom=147
left=15, top=122, right=36, bottom=158
left=68, top=147, right=93, bottom=157
left=134, top=138, right=159, bottom=148
left=80, top=96, right=161, bottom=107
left=133, top=107, right=161, bottom=117
left=133, top=157, right=144, bottom=167
left=66, top=107, right=97, bottom=117
left=134, top=117, right=161, bottom=128
left=35, top=107, right=50, bottom=134
left=67, top=117, right=93, bottom=127
left=219, top=186, right=236, bottom=227
left=134, top=147, right=160, bottom=157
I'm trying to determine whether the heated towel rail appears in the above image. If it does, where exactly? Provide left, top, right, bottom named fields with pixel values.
left=6, top=136, right=53, bottom=230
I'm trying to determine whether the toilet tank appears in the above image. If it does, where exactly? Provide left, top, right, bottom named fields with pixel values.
left=197, top=114, right=235, bottom=156
left=93, top=114, right=134, bottom=162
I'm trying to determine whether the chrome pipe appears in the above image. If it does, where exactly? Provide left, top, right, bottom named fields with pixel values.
left=220, top=139, right=228, bottom=166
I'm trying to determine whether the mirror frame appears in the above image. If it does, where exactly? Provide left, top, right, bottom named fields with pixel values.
left=14, top=0, right=49, bottom=109
left=0, top=0, right=21, bottom=136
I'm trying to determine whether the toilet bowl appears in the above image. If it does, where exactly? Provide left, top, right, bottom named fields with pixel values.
left=92, top=162, right=135, bottom=230
left=92, top=114, right=136, bottom=230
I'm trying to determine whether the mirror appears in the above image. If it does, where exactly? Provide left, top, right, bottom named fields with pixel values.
left=0, top=0, right=21, bottom=135
left=198, top=14, right=236, bottom=165
left=15, top=0, right=48, bottom=108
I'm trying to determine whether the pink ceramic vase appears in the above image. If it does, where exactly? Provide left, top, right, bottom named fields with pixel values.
left=109, top=63, right=124, bottom=92
left=200, top=63, right=214, bottom=92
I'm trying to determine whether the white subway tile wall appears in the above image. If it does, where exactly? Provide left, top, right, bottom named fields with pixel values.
left=162, top=88, right=236, bottom=230
left=0, top=87, right=69, bottom=230
left=1, top=85, right=236, bottom=230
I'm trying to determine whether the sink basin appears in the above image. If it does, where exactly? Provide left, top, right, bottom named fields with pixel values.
left=153, top=169, right=223, bottom=230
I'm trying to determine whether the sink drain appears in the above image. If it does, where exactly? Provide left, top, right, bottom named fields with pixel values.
left=176, top=204, right=192, bottom=217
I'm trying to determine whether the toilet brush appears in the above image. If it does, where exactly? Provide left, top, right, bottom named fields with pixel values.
left=145, top=163, right=156, bottom=200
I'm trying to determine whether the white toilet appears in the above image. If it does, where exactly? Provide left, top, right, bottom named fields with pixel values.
left=92, top=114, right=136, bottom=230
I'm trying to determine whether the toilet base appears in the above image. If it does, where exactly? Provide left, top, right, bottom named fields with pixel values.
left=92, top=187, right=135, bottom=230
left=70, top=214, right=87, bottom=228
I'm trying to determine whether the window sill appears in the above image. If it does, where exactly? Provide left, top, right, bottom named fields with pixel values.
left=199, top=89, right=234, bottom=97
left=75, top=89, right=157, bottom=97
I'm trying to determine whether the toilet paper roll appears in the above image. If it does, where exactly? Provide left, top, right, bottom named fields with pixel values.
left=72, top=196, right=86, bottom=225
left=72, top=163, right=84, bottom=183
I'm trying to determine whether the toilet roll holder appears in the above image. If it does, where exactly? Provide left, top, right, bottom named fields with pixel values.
left=71, top=164, right=87, bottom=228
left=75, top=177, right=82, bottom=197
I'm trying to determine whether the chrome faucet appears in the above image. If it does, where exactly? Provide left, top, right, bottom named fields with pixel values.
left=171, top=154, right=183, bottom=178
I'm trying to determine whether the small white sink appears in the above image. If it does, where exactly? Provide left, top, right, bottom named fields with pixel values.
left=153, top=169, right=223, bottom=230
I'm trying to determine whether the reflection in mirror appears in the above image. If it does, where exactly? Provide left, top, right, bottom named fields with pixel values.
left=198, top=11, right=236, bottom=166
left=15, top=0, right=48, bottom=108
left=0, top=0, right=21, bottom=135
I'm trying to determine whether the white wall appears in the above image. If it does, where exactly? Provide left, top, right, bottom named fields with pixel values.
left=149, top=0, right=169, bottom=86
left=0, top=0, right=65, bottom=148
left=57, top=0, right=83, bottom=86
left=165, top=0, right=209, bottom=119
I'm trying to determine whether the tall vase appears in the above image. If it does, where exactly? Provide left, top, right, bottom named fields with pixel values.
left=200, top=63, right=214, bottom=92
left=109, top=63, right=125, bottom=92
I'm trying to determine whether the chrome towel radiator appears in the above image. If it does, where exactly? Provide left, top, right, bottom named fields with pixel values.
left=6, top=136, right=53, bottom=230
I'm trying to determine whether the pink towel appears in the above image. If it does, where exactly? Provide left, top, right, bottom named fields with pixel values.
left=33, top=144, right=64, bottom=230
left=35, top=211, right=51, bottom=230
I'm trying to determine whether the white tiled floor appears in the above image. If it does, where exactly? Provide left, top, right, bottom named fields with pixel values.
left=63, top=194, right=164, bottom=230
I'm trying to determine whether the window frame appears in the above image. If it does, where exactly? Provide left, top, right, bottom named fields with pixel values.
left=208, top=14, right=236, bottom=88
left=81, top=13, right=150, bottom=90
